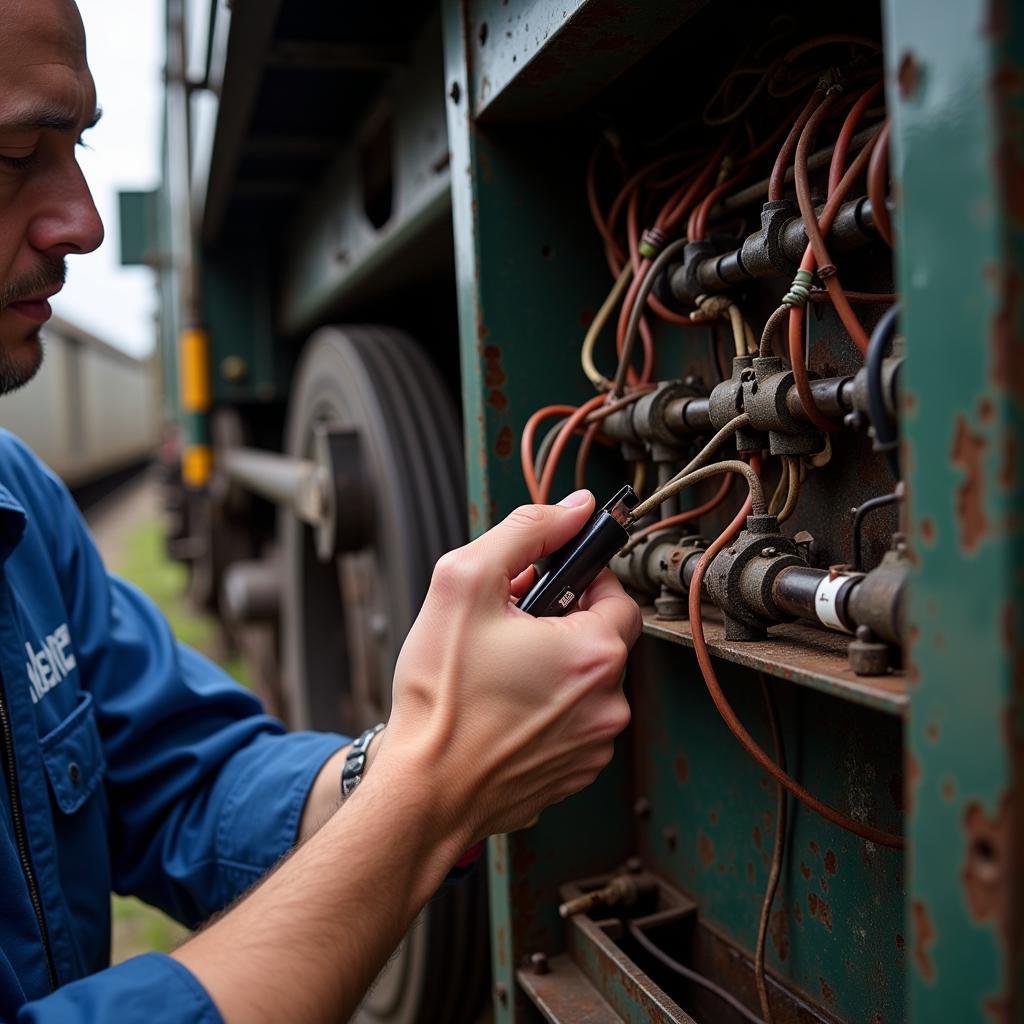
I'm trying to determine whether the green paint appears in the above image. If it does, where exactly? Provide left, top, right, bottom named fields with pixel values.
left=887, top=0, right=1024, bottom=1018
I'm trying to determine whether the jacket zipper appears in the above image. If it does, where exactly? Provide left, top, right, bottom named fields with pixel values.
left=0, top=680, right=58, bottom=990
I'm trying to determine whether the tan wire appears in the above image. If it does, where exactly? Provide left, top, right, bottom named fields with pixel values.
left=777, top=457, right=802, bottom=523
left=630, top=459, right=766, bottom=522
left=768, top=458, right=790, bottom=516
left=582, top=264, right=634, bottom=391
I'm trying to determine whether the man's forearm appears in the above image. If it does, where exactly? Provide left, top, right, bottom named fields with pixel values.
left=298, top=730, right=385, bottom=842
left=174, top=744, right=470, bottom=1023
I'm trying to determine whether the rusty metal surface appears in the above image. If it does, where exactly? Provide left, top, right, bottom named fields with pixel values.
left=632, top=638, right=905, bottom=1023
left=467, top=0, right=708, bottom=121
left=641, top=606, right=908, bottom=716
left=885, top=0, right=1024, bottom=1018
left=517, top=956, right=625, bottom=1024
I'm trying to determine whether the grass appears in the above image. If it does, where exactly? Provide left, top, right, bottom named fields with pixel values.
left=109, top=514, right=251, bottom=962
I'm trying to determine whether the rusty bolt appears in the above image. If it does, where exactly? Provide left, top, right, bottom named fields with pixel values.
left=663, top=826, right=678, bottom=851
left=530, top=952, right=549, bottom=975
left=633, top=796, right=652, bottom=819
left=494, top=982, right=508, bottom=1005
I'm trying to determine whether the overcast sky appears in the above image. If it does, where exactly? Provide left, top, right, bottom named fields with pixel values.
left=50, top=0, right=163, bottom=357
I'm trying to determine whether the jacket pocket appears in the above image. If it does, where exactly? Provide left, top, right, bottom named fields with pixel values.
left=40, top=691, right=106, bottom=813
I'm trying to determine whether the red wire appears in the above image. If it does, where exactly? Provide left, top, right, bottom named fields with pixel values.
left=686, top=456, right=905, bottom=849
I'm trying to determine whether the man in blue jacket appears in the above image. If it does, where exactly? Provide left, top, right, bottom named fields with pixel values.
left=0, top=1, right=641, bottom=1021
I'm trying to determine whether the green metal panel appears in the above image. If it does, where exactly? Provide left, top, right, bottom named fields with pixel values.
left=444, top=2, right=909, bottom=1021
left=117, top=190, right=158, bottom=267
left=467, top=0, right=708, bottom=122
left=886, top=0, right=1024, bottom=1018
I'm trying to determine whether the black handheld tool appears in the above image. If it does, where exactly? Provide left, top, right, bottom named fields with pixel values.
left=519, top=485, right=638, bottom=616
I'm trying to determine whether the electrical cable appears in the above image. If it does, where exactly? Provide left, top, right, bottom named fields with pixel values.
left=866, top=302, right=902, bottom=479
left=759, top=304, right=790, bottom=358
left=776, top=456, right=802, bottom=523
left=755, top=675, right=786, bottom=1024
left=685, top=472, right=906, bottom=849
left=793, top=89, right=874, bottom=355
left=787, top=103, right=884, bottom=431
left=866, top=120, right=893, bottom=248
left=620, top=472, right=734, bottom=554
left=626, top=921, right=765, bottom=1024
left=809, top=290, right=897, bottom=305
left=630, top=413, right=752, bottom=520
left=521, top=404, right=577, bottom=502
left=613, top=238, right=689, bottom=396
left=630, top=459, right=766, bottom=522
left=536, top=393, right=613, bottom=503
left=768, top=458, right=790, bottom=516
left=851, top=485, right=903, bottom=571
left=768, top=86, right=825, bottom=202
left=582, top=263, right=634, bottom=391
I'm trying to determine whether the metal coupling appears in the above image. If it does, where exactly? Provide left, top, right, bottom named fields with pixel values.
left=743, top=355, right=824, bottom=455
left=704, top=514, right=804, bottom=641
left=708, top=355, right=767, bottom=452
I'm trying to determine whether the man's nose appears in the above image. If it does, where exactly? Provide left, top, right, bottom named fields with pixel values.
left=28, top=162, right=105, bottom=257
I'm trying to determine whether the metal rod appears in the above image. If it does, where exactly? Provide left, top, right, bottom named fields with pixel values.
left=222, top=447, right=324, bottom=525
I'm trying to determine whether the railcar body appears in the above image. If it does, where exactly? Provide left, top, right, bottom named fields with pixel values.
left=132, top=1, right=1024, bottom=1021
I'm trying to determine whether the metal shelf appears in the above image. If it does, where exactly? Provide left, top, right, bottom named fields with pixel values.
left=640, top=605, right=908, bottom=716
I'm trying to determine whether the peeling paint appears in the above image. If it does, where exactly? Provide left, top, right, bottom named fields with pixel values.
left=951, top=414, right=990, bottom=552
left=911, top=899, right=936, bottom=982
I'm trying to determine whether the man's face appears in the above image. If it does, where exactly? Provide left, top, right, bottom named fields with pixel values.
left=0, top=0, right=103, bottom=394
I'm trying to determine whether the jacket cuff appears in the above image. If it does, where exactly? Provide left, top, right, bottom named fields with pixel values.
left=17, top=954, right=221, bottom=1023
left=215, top=730, right=348, bottom=881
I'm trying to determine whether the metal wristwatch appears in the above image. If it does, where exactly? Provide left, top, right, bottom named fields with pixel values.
left=341, top=722, right=385, bottom=798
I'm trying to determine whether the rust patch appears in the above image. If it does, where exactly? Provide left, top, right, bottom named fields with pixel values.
left=897, top=50, right=920, bottom=99
left=979, top=397, right=995, bottom=422
left=496, top=924, right=508, bottom=967
left=483, top=345, right=506, bottom=388
left=920, top=517, right=936, bottom=545
left=770, top=907, right=790, bottom=962
left=824, top=849, right=837, bottom=875
left=991, top=265, right=1024, bottom=404
left=793, top=900, right=803, bottom=924
left=809, top=840, right=819, bottom=856
left=941, top=777, right=957, bottom=802
left=926, top=721, right=940, bottom=743
left=799, top=862, right=812, bottom=881
left=951, top=414, right=990, bottom=552
left=907, top=751, right=921, bottom=818
left=820, top=877, right=828, bottom=894
left=819, top=977, right=835, bottom=1004
left=697, top=830, right=715, bottom=869
left=675, top=753, right=689, bottom=783
left=487, top=389, right=509, bottom=412
left=1001, top=432, right=1017, bottom=491
left=709, top=810, right=718, bottom=825
left=911, top=900, right=936, bottom=981
left=494, top=425, right=514, bottom=459
left=752, top=825, right=762, bottom=850
left=962, top=796, right=1009, bottom=924
left=468, top=502, right=479, bottom=531
left=807, top=892, right=833, bottom=931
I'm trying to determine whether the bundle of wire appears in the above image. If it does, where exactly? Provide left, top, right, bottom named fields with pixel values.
left=518, top=32, right=902, bottom=1024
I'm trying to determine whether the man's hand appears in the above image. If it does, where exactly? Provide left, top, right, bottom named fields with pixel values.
left=174, top=491, right=642, bottom=1024
left=381, top=489, right=642, bottom=841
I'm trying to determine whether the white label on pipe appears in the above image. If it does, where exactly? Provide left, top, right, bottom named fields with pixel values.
left=814, top=575, right=852, bottom=633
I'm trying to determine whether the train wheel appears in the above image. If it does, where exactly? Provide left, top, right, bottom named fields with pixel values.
left=281, top=325, right=488, bottom=1024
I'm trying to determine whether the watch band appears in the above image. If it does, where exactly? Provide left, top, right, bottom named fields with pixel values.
left=341, top=722, right=385, bottom=799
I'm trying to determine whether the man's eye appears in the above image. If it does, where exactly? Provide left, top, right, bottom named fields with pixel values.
left=0, top=153, right=36, bottom=171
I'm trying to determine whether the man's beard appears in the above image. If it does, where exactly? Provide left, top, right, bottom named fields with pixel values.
left=0, top=256, right=65, bottom=394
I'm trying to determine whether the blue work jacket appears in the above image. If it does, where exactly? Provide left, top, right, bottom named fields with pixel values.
left=0, top=431, right=347, bottom=1022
